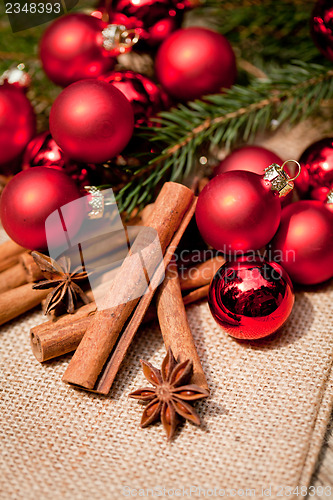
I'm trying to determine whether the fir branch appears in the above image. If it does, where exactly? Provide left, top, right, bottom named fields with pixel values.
left=116, top=62, right=333, bottom=213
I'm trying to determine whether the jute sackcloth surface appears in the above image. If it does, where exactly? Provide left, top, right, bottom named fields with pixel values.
left=0, top=120, right=333, bottom=499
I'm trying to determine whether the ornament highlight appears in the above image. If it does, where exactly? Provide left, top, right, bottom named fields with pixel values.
left=0, top=84, right=36, bottom=169
left=271, top=200, right=333, bottom=285
left=155, top=27, right=236, bottom=101
left=99, top=70, right=169, bottom=126
left=295, top=137, right=333, bottom=201
left=311, top=0, right=333, bottom=62
left=196, top=161, right=300, bottom=253
left=208, top=257, right=295, bottom=340
left=39, top=13, right=115, bottom=87
left=0, top=167, right=83, bottom=251
left=49, top=80, right=134, bottom=164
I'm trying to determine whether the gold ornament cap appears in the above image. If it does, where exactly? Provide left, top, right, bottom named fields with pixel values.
left=327, top=189, right=333, bottom=205
left=264, top=160, right=301, bottom=197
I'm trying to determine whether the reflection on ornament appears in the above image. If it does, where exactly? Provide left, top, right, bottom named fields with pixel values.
left=208, top=257, right=294, bottom=340
left=311, top=0, right=333, bottom=61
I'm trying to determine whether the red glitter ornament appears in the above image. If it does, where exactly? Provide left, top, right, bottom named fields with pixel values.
left=49, top=80, right=134, bottom=164
left=214, top=145, right=292, bottom=207
left=195, top=163, right=299, bottom=253
left=311, top=0, right=333, bottom=62
left=271, top=200, right=333, bottom=285
left=0, top=84, right=36, bottom=170
left=39, top=13, right=115, bottom=87
left=99, top=70, right=169, bottom=126
left=22, top=131, right=92, bottom=189
left=0, top=167, right=83, bottom=251
left=208, top=257, right=294, bottom=340
left=295, top=138, right=333, bottom=202
left=155, top=27, right=236, bottom=101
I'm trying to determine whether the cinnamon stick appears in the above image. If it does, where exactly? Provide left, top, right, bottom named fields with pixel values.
left=156, top=262, right=209, bottom=390
left=19, top=253, right=43, bottom=282
left=179, top=256, right=224, bottom=290
left=63, top=182, right=195, bottom=391
left=0, top=283, right=49, bottom=326
left=0, top=262, right=27, bottom=294
left=30, top=269, right=208, bottom=363
left=0, top=239, right=25, bottom=262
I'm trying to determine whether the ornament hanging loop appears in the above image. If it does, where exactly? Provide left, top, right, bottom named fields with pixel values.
left=102, top=24, right=140, bottom=55
left=281, top=160, right=302, bottom=182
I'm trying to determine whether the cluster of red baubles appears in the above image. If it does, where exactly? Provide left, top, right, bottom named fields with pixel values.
left=0, top=0, right=332, bottom=343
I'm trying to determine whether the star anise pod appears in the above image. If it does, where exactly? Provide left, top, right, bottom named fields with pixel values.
left=129, top=348, right=209, bottom=440
left=31, top=251, right=91, bottom=315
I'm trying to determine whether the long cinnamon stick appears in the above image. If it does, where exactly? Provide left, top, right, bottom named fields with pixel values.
left=63, top=182, right=195, bottom=391
left=0, top=283, right=49, bottom=326
left=0, top=239, right=25, bottom=262
left=30, top=267, right=209, bottom=363
left=0, top=262, right=27, bottom=294
left=156, top=262, right=209, bottom=390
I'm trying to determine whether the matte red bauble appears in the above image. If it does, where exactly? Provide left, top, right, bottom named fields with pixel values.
left=311, top=0, right=333, bottom=62
left=271, top=201, right=333, bottom=285
left=215, top=146, right=282, bottom=176
left=155, top=27, right=236, bottom=101
left=295, top=138, right=333, bottom=201
left=195, top=171, right=282, bottom=253
left=0, top=85, right=36, bottom=168
left=214, top=145, right=292, bottom=207
left=99, top=70, right=169, bottom=126
left=22, top=131, right=92, bottom=188
left=208, top=257, right=294, bottom=340
left=0, top=167, right=83, bottom=251
left=49, top=80, right=134, bottom=164
left=39, top=13, right=115, bottom=87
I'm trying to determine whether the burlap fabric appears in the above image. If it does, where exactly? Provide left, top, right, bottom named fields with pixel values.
left=1, top=121, right=333, bottom=499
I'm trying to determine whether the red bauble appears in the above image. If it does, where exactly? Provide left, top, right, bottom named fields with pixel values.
left=295, top=138, right=333, bottom=202
left=49, top=80, right=134, bottom=164
left=215, top=146, right=282, bottom=176
left=0, top=167, right=84, bottom=251
left=311, top=0, right=333, bottom=62
left=214, top=145, right=292, bottom=207
left=271, top=201, right=333, bottom=285
left=155, top=27, right=236, bottom=101
left=195, top=171, right=281, bottom=253
left=0, top=85, right=36, bottom=169
left=39, top=14, right=115, bottom=87
left=99, top=70, right=169, bottom=126
left=208, top=257, right=294, bottom=340
left=22, top=131, right=92, bottom=188
left=100, top=0, right=189, bottom=46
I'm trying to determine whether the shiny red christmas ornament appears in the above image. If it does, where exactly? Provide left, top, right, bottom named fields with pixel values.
left=271, top=200, right=333, bottom=285
left=295, top=138, right=333, bottom=202
left=195, top=165, right=298, bottom=253
left=98, top=0, right=190, bottom=46
left=0, top=84, right=36, bottom=170
left=39, top=13, right=115, bottom=87
left=22, top=131, right=92, bottom=188
left=49, top=80, right=134, bottom=164
left=208, top=257, right=294, bottom=340
left=0, top=167, right=83, bottom=251
left=311, top=0, right=333, bottom=62
left=99, top=70, right=169, bottom=126
left=155, top=27, right=236, bottom=101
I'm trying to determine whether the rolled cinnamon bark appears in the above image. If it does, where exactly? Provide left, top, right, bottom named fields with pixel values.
left=63, top=182, right=195, bottom=390
left=0, top=283, right=49, bottom=326
left=19, top=253, right=43, bottom=282
left=179, top=256, right=224, bottom=290
left=0, top=263, right=27, bottom=294
left=0, top=239, right=25, bottom=262
left=156, top=262, right=209, bottom=390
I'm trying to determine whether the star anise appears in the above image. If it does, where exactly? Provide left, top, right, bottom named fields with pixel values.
left=129, top=348, right=209, bottom=440
left=31, top=251, right=91, bottom=315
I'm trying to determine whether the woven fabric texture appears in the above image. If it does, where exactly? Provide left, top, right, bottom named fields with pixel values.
left=1, top=121, right=333, bottom=500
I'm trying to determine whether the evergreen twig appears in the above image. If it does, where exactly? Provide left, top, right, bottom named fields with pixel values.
left=116, top=61, right=333, bottom=213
